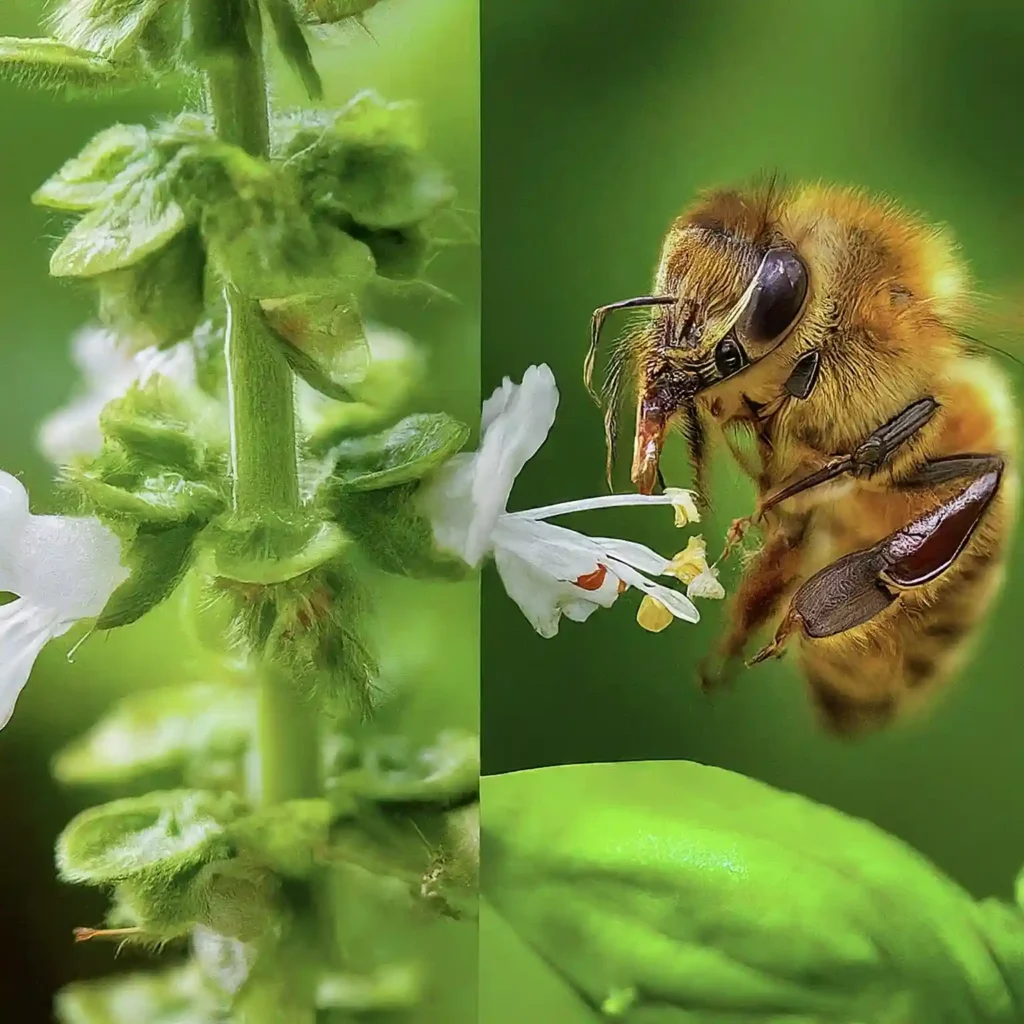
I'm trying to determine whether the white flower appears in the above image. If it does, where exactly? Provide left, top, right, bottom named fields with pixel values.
left=0, top=472, right=128, bottom=729
left=39, top=325, right=196, bottom=464
left=419, top=364, right=704, bottom=638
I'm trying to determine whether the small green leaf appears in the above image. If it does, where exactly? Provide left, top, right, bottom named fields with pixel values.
left=50, top=174, right=188, bottom=278
left=0, top=36, right=133, bottom=92
left=338, top=730, right=479, bottom=804
left=57, top=789, right=242, bottom=885
left=328, top=413, right=470, bottom=492
left=230, top=799, right=332, bottom=879
left=56, top=965, right=219, bottom=1024
left=53, top=683, right=255, bottom=786
left=263, top=0, right=322, bottom=99
left=51, top=0, right=175, bottom=61
left=33, top=123, right=149, bottom=211
left=75, top=470, right=224, bottom=526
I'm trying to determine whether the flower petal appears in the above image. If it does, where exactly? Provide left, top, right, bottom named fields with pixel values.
left=469, top=366, right=558, bottom=558
left=590, top=537, right=671, bottom=577
left=422, top=365, right=559, bottom=567
left=418, top=453, right=481, bottom=564
left=493, top=545, right=604, bottom=638
left=38, top=396, right=109, bottom=464
left=14, top=515, right=128, bottom=618
left=688, top=567, right=726, bottom=600
left=0, top=599, right=67, bottom=729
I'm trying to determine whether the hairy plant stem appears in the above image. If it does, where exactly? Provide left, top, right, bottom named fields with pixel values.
left=198, top=0, right=319, bottom=825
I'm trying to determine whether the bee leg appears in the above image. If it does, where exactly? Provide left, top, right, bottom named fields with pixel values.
left=749, top=463, right=1002, bottom=661
left=700, top=513, right=810, bottom=691
left=755, top=396, right=940, bottom=518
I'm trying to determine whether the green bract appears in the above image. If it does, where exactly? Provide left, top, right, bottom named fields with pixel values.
left=327, top=413, right=470, bottom=491
left=97, top=523, right=201, bottom=628
left=482, top=761, right=1024, bottom=1023
left=57, top=789, right=242, bottom=884
left=330, top=483, right=469, bottom=580
left=53, top=683, right=256, bottom=786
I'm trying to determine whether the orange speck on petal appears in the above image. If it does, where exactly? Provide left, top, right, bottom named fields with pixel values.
left=616, top=578, right=628, bottom=594
left=574, top=564, right=609, bottom=591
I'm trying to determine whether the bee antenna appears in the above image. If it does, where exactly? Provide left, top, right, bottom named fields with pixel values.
left=585, top=296, right=675, bottom=405
left=955, top=327, right=1024, bottom=369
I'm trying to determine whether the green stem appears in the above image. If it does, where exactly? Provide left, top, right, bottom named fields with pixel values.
left=196, top=0, right=318, bottom=809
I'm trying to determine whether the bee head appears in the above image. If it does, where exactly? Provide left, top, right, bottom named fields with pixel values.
left=587, top=184, right=810, bottom=494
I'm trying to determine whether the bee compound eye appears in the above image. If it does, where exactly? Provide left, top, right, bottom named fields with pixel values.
left=742, top=247, right=808, bottom=346
left=714, top=336, right=748, bottom=379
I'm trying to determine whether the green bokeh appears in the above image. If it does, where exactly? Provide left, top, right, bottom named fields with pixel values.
left=0, top=0, right=478, bottom=1019
left=481, top=0, right=1024, bottom=911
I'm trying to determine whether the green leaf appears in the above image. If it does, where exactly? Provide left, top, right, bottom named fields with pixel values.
left=229, top=799, right=332, bottom=879
left=57, top=789, right=242, bottom=885
left=56, top=965, right=221, bottom=1024
left=482, top=761, right=1024, bottom=1023
left=50, top=171, right=188, bottom=277
left=0, top=36, right=133, bottom=92
left=337, top=730, right=479, bottom=804
left=328, top=413, right=470, bottom=492
left=480, top=899, right=599, bottom=1024
left=53, top=683, right=256, bottom=786
left=33, top=123, right=150, bottom=211
left=262, top=0, right=323, bottom=99
left=51, top=0, right=176, bottom=61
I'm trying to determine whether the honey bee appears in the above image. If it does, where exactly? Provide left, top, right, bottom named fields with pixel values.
left=586, top=182, right=1019, bottom=735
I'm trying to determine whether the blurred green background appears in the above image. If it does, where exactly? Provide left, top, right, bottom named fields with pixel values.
left=481, top=0, right=1024, bottom=909
left=0, top=0, right=478, bottom=1019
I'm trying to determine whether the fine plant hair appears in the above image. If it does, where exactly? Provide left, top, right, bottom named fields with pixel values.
left=1, top=1, right=478, bottom=1020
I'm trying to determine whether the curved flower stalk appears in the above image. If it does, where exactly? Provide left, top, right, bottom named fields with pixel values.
left=419, top=364, right=718, bottom=637
left=39, top=325, right=196, bottom=464
left=0, top=471, right=127, bottom=727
